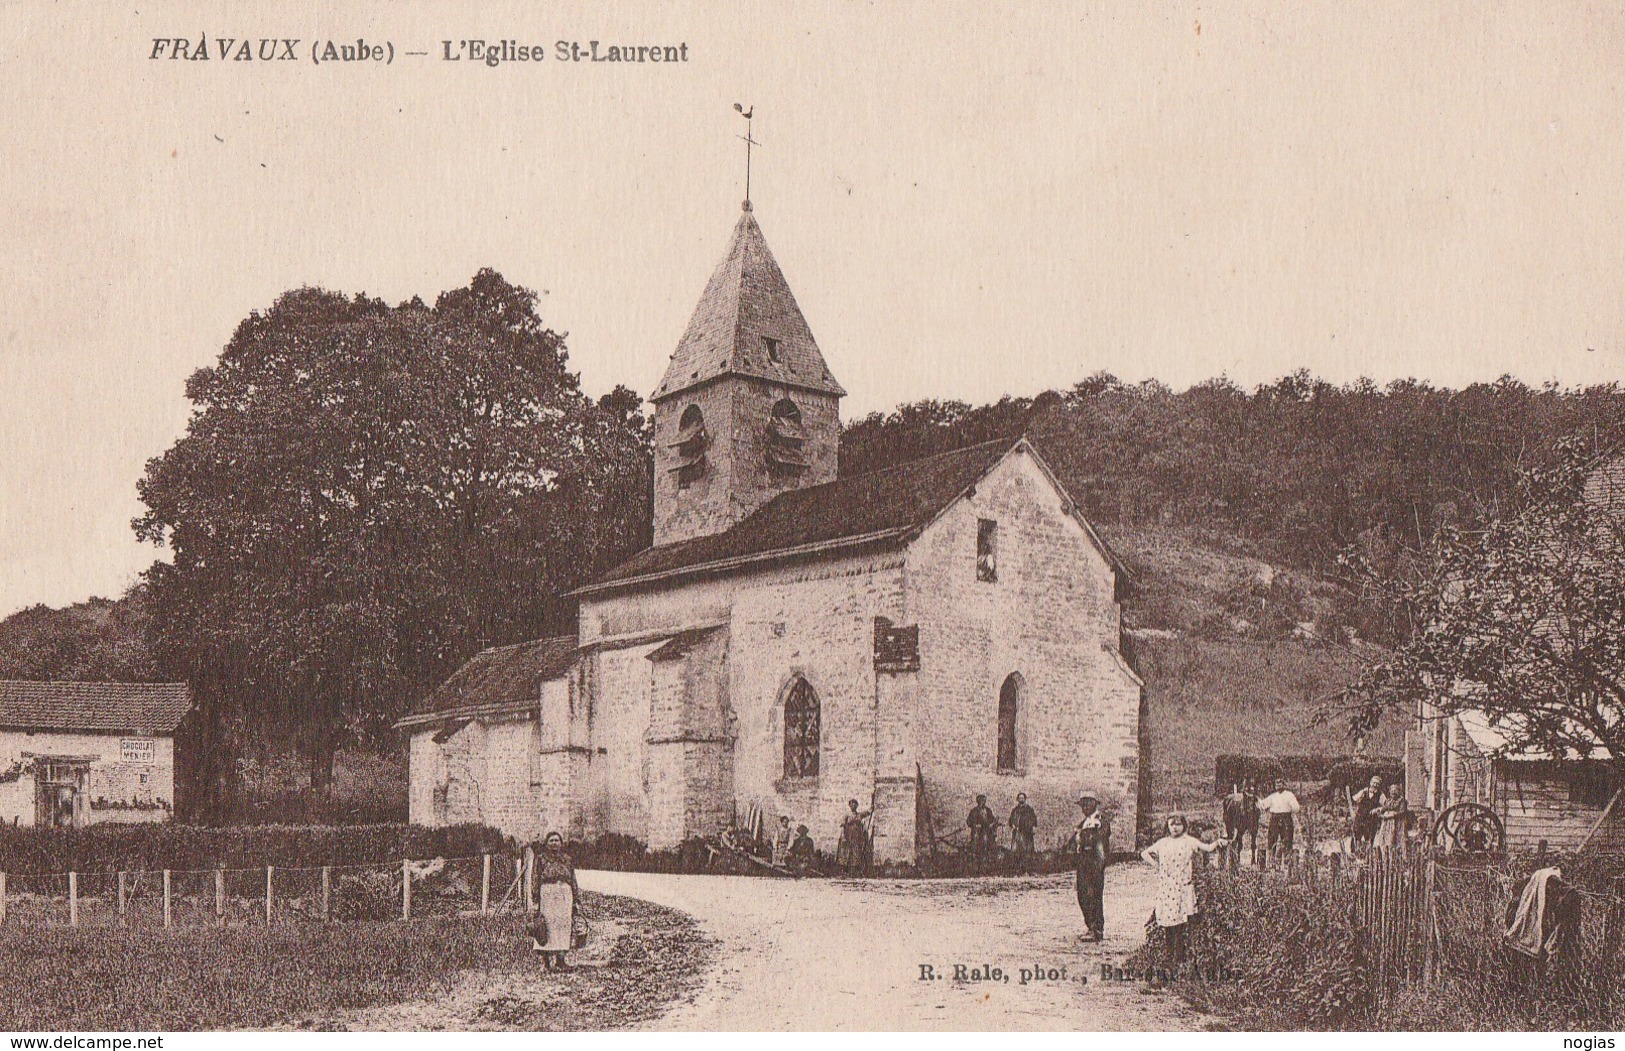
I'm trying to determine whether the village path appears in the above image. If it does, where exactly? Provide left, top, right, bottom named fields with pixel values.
left=578, top=863, right=1218, bottom=1031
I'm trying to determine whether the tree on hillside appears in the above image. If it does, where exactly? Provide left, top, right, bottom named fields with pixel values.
left=1340, top=435, right=1625, bottom=779
left=0, top=591, right=157, bottom=682
left=134, top=271, right=652, bottom=815
left=838, top=372, right=1625, bottom=575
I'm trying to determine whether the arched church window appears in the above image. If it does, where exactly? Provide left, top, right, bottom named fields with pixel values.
left=997, top=673, right=1022, bottom=772
left=767, top=398, right=809, bottom=474
left=782, top=676, right=820, bottom=778
left=670, top=404, right=708, bottom=488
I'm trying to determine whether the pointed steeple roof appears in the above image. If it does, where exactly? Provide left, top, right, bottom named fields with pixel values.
left=653, top=206, right=845, bottom=401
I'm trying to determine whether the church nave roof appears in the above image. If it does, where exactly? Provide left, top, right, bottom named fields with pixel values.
left=577, top=438, right=1024, bottom=595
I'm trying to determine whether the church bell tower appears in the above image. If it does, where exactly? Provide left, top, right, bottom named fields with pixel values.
left=650, top=203, right=845, bottom=546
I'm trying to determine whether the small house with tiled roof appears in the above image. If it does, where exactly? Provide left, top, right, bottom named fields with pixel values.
left=402, top=202, right=1143, bottom=859
left=0, top=680, right=192, bottom=827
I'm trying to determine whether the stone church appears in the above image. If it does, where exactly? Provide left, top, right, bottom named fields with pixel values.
left=399, top=202, right=1144, bottom=862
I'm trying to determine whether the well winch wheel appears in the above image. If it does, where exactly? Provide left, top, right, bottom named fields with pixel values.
left=1429, top=802, right=1506, bottom=854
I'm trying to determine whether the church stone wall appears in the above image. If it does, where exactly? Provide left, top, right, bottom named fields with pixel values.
left=533, top=676, right=583, bottom=838
left=578, top=551, right=910, bottom=859
left=905, top=448, right=1142, bottom=852
left=576, top=641, right=665, bottom=843
left=727, top=555, right=905, bottom=858
left=722, top=383, right=839, bottom=523
left=645, top=629, right=733, bottom=849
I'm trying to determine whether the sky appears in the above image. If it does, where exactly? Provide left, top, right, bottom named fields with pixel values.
left=1, top=1, right=1622, bottom=617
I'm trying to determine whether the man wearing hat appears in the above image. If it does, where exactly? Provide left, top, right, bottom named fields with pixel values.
left=787, top=823, right=815, bottom=873
left=1071, top=790, right=1110, bottom=941
left=967, top=793, right=999, bottom=858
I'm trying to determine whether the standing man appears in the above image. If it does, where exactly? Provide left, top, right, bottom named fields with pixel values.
left=967, top=794, right=999, bottom=858
left=1257, top=777, right=1302, bottom=865
left=1008, top=792, right=1038, bottom=862
left=1071, top=791, right=1110, bottom=942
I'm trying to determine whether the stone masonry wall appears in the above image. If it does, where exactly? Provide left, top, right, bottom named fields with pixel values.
left=906, top=447, right=1142, bottom=852
left=413, top=716, right=549, bottom=843
left=532, top=677, right=582, bottom=838
left=652, top=378, right=839, bottom=546
left=576, top=641, right=665, bottom=842
left=728, top=556, right=905, bottom=857
left=721, top=382, right=839, bottom=524
left=407, top=730, right=442, bottom=826
left=653, top=381, right=741, bottom=545
left=579, top=551, right=910, bottom=859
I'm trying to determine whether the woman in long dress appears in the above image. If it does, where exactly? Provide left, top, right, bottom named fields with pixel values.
left=1375, top=783, right=1411, bottom=855
left=1141, top=814, right=1227, bottom=970
left=835, top=799, right=871, bottom=875
left=531, top=832, right=579, bottom=971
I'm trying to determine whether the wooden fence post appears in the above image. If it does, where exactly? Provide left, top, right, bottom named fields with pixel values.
left=215, top=869, right=225, bottom=924
left=117, top=870, right=127, bottom=920
left=162, top=869, right=172, bottom=928
left=481, top=854, right=491, bottom=914
left=1422, top=857, right=1437, bottom=986
left=401, top=859, right=412, bottom=921
left=1600, top=877, right=1625, bottom=1003
left=68, top=871, right=78, bottom=927
left=522, top=846, right=535, bottom=912
left=265, top=866, right=274, bottom=925
left=321, top=866, right=331, bottom=920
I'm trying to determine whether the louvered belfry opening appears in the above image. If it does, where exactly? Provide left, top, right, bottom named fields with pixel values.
left=670, top=404, right=709, bottom=488
left=767, top=397, right=809, bottom=474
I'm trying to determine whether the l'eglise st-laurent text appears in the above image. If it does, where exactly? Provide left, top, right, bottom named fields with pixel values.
left=439, top=39, right=690, bottom=65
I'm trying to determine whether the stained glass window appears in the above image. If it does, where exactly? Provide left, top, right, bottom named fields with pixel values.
left=783, top=676, right=820, bottom=778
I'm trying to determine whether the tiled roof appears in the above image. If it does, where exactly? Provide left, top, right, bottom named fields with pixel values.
left=577, top=439, right=1019, bottom=594
left=0, top=681, right=192, bottom=735
left=652, top=207, right=844, bottom=401
left=398, top=636, right=578, bottom=727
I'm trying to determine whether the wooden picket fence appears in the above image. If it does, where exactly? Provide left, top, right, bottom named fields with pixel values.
left=1353, top=850, right=1434, bottom=989
left=1258, top=848, right=1625, bottom=1008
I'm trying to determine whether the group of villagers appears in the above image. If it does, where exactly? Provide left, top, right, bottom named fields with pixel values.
left=519, top=788, right=1280, bottom=976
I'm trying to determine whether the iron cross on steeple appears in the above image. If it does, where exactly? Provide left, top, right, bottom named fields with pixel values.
left=733, top=103, right=759, bottom=211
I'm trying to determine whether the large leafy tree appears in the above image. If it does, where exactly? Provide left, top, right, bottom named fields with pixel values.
left=135, top=271, right=651, bottom=815
left=1340, top=435, right=1625, bottom=779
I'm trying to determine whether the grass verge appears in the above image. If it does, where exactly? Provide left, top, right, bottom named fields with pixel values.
left=0, top=891, right=711, bottom=1031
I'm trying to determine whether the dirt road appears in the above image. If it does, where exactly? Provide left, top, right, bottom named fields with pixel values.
left=580, top=864, right=1215, bottom=1031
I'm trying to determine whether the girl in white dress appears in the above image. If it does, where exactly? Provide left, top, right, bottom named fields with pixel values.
left=1141, top=813, right=1227, bottom=970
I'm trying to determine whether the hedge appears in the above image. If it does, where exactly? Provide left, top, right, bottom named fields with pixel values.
left=0, top=823, right=508, bottom=875
left=1214, top=753, right=1403, bottom=794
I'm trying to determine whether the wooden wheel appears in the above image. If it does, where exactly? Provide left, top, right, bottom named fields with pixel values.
left=1429, top=802, right=1505, bottom=854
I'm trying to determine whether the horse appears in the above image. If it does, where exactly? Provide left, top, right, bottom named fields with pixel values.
left=1221, top=782, right=1260, bottom=867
